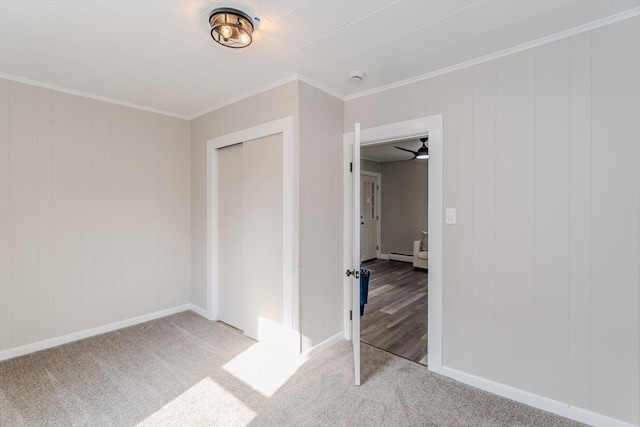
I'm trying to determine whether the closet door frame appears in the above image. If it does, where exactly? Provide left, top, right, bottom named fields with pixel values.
left=206, top=116, right=298, bottom=354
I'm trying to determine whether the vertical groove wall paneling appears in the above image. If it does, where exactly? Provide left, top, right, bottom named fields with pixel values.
left=9, top=82, right=39, bottom=346
left=138, top=111, right=161, bottom=316
left=298, top=82, right=344, bottom=351
left=426, top=77, right=441, bottom=117
left=568, top=30, right=593, bottom=411
left=0, top=79, right=10, bottom=350
left=470, top=60, right=497, bottom=380
left=36, top=87, right=55, bottom=341
left=119, top=107, right=139, bottom=320
left=457, top=67, right=474, bottom=374
left=590, top=18, right=640, bottom=425
left=159, top=114, right=187, bottom=310
left=494, top=50, right=536, bottom=392
left=92, top=101, right=115, bottom=326
left=51, top=90, right=83, bottom=337
left=440, top=72, right=460, bottom=368
left=178, top=120, right=191, bottom=306
left=109, top=105, right=124, bottom=323
left=533, top=38, right=571, bottom=402
left=0, top=79, right=191, bottom=353
left=79, top=97, right=94, bottom=329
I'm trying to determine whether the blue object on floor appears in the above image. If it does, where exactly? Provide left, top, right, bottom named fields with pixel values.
left=360, top=267, right=371, bottom=316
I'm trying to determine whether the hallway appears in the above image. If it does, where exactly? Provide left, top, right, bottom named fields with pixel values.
left=361, top=259, right=428, bottom=365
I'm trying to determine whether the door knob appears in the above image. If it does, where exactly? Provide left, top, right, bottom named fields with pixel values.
left=345, top=269, right=360, bottom=279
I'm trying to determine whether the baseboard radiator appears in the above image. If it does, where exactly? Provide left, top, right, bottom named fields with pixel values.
left=388, top=252, right=413, bottom=263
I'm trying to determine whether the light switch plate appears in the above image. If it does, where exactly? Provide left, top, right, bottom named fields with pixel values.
left=445, top=208, right=457, bottom=224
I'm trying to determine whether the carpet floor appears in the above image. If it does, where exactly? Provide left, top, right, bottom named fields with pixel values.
left=0, top=311, right=584, bottom=426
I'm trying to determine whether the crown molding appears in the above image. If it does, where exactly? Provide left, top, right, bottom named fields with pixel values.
left=0, top=70, right=345, bottom=122
left=187, top=74, right=301, bottom=120
left=345, top=8, right=640, bottom=102
left=0, top=73, right=190, bottom=120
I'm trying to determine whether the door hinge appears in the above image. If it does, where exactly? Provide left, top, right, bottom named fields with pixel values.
left=350, top=162, right=353, bottom=172
left=350, top=310, right=353, bottom=321
left=376, top=245, right=379, bottom=250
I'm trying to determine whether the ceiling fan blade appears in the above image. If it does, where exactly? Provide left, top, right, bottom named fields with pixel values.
left=394, top=146, right=418, bottom=155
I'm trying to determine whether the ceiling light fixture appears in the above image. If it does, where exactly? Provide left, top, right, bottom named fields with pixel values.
left=209, top=7, right=256, bottom=49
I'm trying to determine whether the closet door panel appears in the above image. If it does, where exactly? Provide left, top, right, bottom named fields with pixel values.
left=242, top=133, right=283, bottom=342
left=217, top=143, right=244, bottom=330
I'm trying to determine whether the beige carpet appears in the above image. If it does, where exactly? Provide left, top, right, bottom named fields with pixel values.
left=0, top=311, right=583, bottom=426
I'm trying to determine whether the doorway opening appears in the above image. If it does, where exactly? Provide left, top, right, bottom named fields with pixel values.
left=343, top=115, right=443, bottom=382
left=360, top=137, right=429, bottom=365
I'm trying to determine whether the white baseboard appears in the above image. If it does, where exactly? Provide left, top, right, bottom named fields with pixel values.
left=378, top=253, right=390, bottom=260
left=300, top=332, right=343, bottom=362
left=188, top=303, right=211, bottom=319
left=438, top=366, right=635, bottom=427
left=388, top=253, right=413, bottom=263
left=0, top=304, right=193, bottom=362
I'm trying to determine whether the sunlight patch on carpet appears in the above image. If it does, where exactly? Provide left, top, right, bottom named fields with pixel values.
left=137, top=377, right=255, bottom=426
left=223, top=341, right=304, bottom=397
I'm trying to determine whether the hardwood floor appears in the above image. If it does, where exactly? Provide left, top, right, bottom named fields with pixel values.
left=360, top=259, right=428, bottom=365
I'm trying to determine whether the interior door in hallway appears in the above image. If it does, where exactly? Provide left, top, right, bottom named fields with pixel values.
left=360, top=173, right=378, bottom=261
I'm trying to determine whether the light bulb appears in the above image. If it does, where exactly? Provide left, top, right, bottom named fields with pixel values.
left=239, top=32, right=251, bottom=45
left=220, top=25, right=232, bottom=39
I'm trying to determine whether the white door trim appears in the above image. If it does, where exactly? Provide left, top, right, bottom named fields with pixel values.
left=360, top=170, right=382, bottom=259
left=206, top=116, right=299, bottom=353
left=343, top=115, right=443, bottom=372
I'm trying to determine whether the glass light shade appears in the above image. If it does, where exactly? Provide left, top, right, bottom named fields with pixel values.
left=209, top=8, right=254, bottom=48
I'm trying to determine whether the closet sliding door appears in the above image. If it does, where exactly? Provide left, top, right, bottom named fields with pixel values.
left=217, top=143, right=243, bottom=330
left=216, top=133, right=284, bottom=344
left=242, top=134, right=283, bottom=342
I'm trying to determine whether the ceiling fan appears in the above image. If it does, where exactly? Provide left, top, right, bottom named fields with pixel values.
left=394, top=136, right=429, bottom=160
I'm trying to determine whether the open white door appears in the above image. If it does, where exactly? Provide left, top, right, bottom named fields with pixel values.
left=347, top=123, right=361, bottom=385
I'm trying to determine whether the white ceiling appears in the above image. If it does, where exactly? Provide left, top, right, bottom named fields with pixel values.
left=1, top=0, right=638, bottom=118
